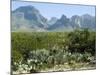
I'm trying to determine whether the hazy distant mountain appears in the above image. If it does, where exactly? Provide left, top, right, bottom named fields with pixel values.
left=47, top=15, right=73, bottom=31
left=12, top=5, right=47, bottom=31
left=47, top=17, right=58, bottom=26
left=11, top=5, right=96, bottom=32
left=80, top=14, right=96, bottom=30
left=70, top=15, right=81, bottom=29
left=70, top=14, right=96, bottom=30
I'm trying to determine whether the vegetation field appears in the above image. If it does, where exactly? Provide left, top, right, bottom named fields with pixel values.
left=11, top=29, right=96, bottom=74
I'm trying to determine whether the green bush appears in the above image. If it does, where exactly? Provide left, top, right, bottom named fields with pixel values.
left=11, top=29, right=96, bottom=73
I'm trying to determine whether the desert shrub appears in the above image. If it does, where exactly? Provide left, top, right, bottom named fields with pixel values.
left=68, top=29, right=96, bottom=55
left=11, top=30, right=96, bottom=73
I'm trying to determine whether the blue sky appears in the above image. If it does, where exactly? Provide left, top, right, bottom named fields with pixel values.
left=12, top=1, right=95, bottom=20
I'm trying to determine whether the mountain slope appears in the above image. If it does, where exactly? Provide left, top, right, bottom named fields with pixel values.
left=47, top=15, right=73, bottom=31
left=12, top=5, right=47, bottom=31
left=11, top=5, right=96, bottom=32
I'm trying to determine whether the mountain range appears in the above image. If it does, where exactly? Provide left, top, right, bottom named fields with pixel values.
left=11, top=5, right=96, bottom=32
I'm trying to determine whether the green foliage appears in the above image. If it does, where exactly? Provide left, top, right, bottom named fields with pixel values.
left=68, top=29, right=96, bottom=55
left=11, top=50, right=23, bottom=71
left=11, top=29, right=96, bottom=73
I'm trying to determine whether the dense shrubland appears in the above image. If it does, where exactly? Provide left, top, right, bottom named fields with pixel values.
left=11, top=29, right=96, bottom=74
